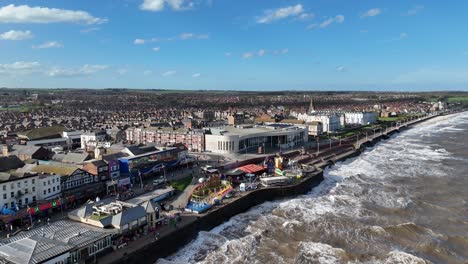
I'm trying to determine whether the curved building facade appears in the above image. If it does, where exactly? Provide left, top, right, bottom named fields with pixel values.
left=205, top=124, right=308, bottom=154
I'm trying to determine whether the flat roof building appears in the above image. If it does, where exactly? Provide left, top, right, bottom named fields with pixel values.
left=205, top=124, right=308, bottom=154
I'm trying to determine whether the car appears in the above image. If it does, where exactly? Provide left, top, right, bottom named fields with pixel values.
left=153, top=177, right=166, bottom=186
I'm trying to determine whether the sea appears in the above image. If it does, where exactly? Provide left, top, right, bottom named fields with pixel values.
left=158, top=112, right=468, bottom=264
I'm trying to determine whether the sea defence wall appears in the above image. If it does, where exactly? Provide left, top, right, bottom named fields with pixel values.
left=112, top=170, right=325, bottom=264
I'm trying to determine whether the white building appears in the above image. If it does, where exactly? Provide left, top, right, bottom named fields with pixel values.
left=297, top=113, right=341, bottom=132
left=0, top=172, right=60, bottom=210
left=343, top=112, right=377, bottom=125
left=205, top=124, right=308, bottom=154
left=80, top=130, right=107, bottom=149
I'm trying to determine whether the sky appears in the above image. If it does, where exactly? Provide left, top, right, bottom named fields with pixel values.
left=0, top=0, right=467, bottom=91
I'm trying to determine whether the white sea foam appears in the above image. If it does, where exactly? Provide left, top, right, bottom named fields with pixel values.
left=164, top=112, right=468, bottom=264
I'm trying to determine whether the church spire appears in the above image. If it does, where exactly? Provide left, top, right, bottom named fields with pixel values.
left=308, top=96, right=315, bottom=113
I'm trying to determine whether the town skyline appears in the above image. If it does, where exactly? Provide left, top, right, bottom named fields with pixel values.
left=1, top=0, right=468, bottom=91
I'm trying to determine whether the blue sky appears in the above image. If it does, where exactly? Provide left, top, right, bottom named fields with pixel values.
left=0, top=0, right=467, bottom=91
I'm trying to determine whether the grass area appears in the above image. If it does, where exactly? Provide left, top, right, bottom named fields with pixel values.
left=0, top=105, right=43, bottom=112
left=90, top=214, right=110, bottom=221
left=170, top=176, right=193, bottom=192
left=447, top=96, right=468, bottom=104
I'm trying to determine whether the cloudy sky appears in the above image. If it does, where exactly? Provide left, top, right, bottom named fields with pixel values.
left=0, top=0, right=467, bottom=91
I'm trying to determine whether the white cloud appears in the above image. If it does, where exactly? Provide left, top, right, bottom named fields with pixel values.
left=361, top=8, right=381, bottom=18
left=162, top=70, right=176, bottom=76
left=273, top=48, right=288, bottom=55
left=257, top=4, right=304, bottom=24
left=140, top=0, right=194, bottom=12
left=80, top=27, right=100, bottom=33
left=243, top=48, right=288, bottom=59
left=48, top=64, right=108, bottom=77
left=0, top=61, right=41, bottom=75
left=225, top=52, right=232, bottom=57
left=134, top=39, right=145, bottom=45
left=0, top=61, right=40, bottom=71
left=0, top=4, right=107, bottom=24
left=32, top=41, right=63, bottom=49
left=178, top=32, right=209, bottom=40
left=242, top=52, right=254, bottom=59
left=0, top=30, right=33, bottom=40
left=400, top=32, right=408, bottom=39
left=137, top=33, right=208, bottom=44
left=297, top=13, right=315, bottom=21
left=335, top=15, right=345, bottom=23
left=192, top=73, right=201, bottom=78
left=143, top=70, right=153, bottom=75
left=152, top=47, right=161, bottom=52
left=336, top=65, right=346, bottom=72
left=404, top=5, right=424, bottom=16
left=311, top=15, right=344, bottom=29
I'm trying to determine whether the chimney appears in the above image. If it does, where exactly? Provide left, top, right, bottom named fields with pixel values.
left=2, top=145, right=8, bottom=157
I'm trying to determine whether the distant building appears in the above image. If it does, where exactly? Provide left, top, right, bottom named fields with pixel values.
left=80, top=130, right=107, bottom=150
left=306, top=121, right=323, bottom=136
left=125, top=127, right=205, bottom=152
left=297, top=113, right=341, bottom=132
left=227, top=113, right=244, bottom=126
left=343, top=112, right=377, bottom=125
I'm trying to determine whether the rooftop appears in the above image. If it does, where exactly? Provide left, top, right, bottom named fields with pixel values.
left=0, top=220, right=114, bottom=264
left=209, top=124, right=304, bottom=137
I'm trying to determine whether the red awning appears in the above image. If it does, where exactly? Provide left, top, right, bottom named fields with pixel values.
left=237, top=164, right=266, bottom=174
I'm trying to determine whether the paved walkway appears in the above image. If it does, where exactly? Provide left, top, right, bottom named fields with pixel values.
left=99, top=215, right=198, bottom=264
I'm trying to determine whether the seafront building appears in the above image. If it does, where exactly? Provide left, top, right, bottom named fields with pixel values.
left=125, top=127, right=205, bottom=152
left=204, top=124, right=308, bottom=154
left=0, top=220, right=115, bottom=264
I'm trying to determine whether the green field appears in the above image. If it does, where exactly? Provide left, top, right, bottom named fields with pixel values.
left=0, top=105, right=43, bottom=112
left=170, top=176, right=193, bottom=192
left=447, top=96, right=468, bottom=104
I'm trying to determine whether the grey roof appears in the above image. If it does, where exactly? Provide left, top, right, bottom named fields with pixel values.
left=141, top=200, right=161, bottom=214
left=102, top=152, right=128, bottom=162
left=0, top=220, right=115, bottom=264
left=0, top=156, right=25, bottom=172
left=54, top=152, right=90, bottom=164
left=111, top=206, right=145, bottom=227
left=124, top=145, right=159, bottom=156
left=9, top=145, right=41, bottom=156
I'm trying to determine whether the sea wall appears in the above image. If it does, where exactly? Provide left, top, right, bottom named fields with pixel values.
left=107, top=114, right=449, bottom=264
left=112, top=170, right=324, bottom=264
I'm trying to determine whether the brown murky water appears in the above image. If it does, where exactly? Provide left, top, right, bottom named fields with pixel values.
left=161, top=112, right=468, bottom=264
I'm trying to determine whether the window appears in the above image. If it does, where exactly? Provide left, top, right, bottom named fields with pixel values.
left=25, top=198, right=28, bottom=204
left=57, top=185, right=60, bottom=190
left=10, top=183, right=14, bottom=189
left=43, top=190, right=46, bottom=195
left=2, top=185, right=5, bottom=191
left=18, top=199, right=22, bottom=206
left=25, top=188, right=28, bottom=194
left=33, top=196, right=36, bottom=202
left=48, top=180, right=50, bottom=185
left=48, top=188, right=51, bottom=194
left=2, top=194, right=6, bottom=199
left=31, top=179, right=35, bottom=184
left=24, top=180, right=27, bottom=185
left=3, top=203, right=7, bottom=208
left=17, top=182, right=20, bottom=188
left=10, top=192, right=14, bottom=198
left=10, top=202, right=14, bottom=208
left=32, top=187, right=35, bottom=192
left=43, top=182, right=46, bottom=186
left=53, top=187, right=55, bottom=192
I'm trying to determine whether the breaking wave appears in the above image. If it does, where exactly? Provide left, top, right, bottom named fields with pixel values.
left=160, top=112, right=468, bottom=264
